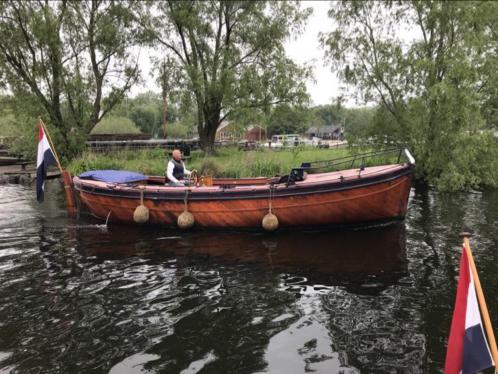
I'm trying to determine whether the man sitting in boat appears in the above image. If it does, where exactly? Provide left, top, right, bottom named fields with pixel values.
left=166, top=149, right=193, bottom=186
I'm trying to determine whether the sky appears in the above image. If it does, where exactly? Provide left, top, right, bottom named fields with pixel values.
left=131, top=1, right=343, bottom=107
left=284, top=1, right=342, bottom=106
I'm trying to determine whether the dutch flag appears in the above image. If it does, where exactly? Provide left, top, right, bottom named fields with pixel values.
left=445, top=247, right=495, bottom=373
left=36, top=123, right=56, bottom=202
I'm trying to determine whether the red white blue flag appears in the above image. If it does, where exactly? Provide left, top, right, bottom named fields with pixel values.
left=36, top=123, right=56, bottom=202
left=445, top=247, right=494, bottom=373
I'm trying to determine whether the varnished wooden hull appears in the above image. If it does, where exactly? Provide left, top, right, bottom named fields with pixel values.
left=73, top=164, right=413, bottom=229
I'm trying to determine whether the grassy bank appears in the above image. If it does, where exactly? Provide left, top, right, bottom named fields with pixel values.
left=67, top=146, right=352, bottom=178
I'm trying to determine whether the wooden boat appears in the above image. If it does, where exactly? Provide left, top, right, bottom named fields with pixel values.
left=72, top=149, right=415, bottom=230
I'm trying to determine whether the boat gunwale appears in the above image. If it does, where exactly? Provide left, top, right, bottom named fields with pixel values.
left=73, top=164, right=413, bottom=201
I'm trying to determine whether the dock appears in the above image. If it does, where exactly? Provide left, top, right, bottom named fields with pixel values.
left=0, top=163, right=61, bottom=184
left=0, top=142, right=61, bottom=184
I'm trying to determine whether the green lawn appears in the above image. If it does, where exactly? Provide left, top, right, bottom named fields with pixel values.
left=67, top=146, right=352, bottom=178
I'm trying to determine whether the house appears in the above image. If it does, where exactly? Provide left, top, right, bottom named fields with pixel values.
left=244, top=125, right=266, bottom=142
left=305, top=125, right=344, bottom=140
left=215, top=121, right=243, bottom=142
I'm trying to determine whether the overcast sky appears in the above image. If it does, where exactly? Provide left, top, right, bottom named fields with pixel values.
left=132, top=1, right=342, bottom=106
left=284, top=1, right=341, bottom=106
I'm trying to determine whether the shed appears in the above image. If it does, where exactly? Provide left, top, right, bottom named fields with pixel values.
left=245, top=125, right=266, bottom=142
left=215, top=121, right=243, bottom=142
left=305, top=125, right=344, bottom=140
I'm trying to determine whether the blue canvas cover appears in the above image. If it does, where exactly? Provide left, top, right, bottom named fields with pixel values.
left=79, top=170, right=147, bottom=184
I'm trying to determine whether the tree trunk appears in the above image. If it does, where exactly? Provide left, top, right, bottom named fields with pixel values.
left=196, top=94, right=222, bottom=154
left=199, top=122, right=218, bottom=155
left=163, top=96, right=168, bottom=138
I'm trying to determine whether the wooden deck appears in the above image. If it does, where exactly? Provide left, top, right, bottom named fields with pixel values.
left=0, top=164, right=61, bottom=184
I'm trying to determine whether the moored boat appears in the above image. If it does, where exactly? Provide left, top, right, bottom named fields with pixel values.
left=73, top=149, right=415, bottom=230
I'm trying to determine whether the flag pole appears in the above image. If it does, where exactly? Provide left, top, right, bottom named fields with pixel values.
left=38, top=118, right=63, bottom=174
left=37, top=118, right=77, bottom=215
left=460, top=232, right=498, bottom=372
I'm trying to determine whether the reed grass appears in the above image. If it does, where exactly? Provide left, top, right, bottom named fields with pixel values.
left=67, top=146, right=354, bottom=177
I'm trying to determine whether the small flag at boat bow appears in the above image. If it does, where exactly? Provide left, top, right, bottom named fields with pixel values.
left=444, top=246, right=495, bottom=374
left=36, top=122, right=57, bottom=202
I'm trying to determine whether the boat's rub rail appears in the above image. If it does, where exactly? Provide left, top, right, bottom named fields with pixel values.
left=73, top=163, right=413, bottom=201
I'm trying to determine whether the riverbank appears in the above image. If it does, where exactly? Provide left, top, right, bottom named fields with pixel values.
left=67, top=147, right=352, bottom=178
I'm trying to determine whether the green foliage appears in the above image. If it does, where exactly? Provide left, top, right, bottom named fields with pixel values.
left=68, top=149, right=167, bottom=176
left=165, top=123, right=189, bottom=139
left=342, top=107, right=375, bottom=141
left=90, top=117, right=141, bottom=135
left=127, top=104, right=161, bottom=136
left=322, top=0, right=498, bottom=190
left=149, top=1, right=312, bottom=152
left=309, top=103, right=375, bottom=140
left=267, top=104, right=310, bottom=135
left=197, top=159, right=219, bottom=177
left=0, top=111, right=17, bottom=139
left=0, top=110, right=36, bottom=160
left=435, top=135, right=498, bottom=192
left=0, top=1, right=145, bottom=159
left=110, top=91, right=197, bottom=138
left=0, top=94, right=44, bottom=160
left=68, top=147, right=351, bottom=178
left=311, top=104, right=343, bottom=126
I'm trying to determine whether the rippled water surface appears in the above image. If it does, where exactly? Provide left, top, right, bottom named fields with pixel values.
left=0, top=181, right=497, bottom=373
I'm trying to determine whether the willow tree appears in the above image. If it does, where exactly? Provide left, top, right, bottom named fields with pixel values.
left=150, top=1, right=311, bottom=152
left=0, top=0, right=143, bottom=158
left=322, top=1, right=498, bottom=190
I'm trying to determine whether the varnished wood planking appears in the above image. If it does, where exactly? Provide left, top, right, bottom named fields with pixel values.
left=76, top=174, right=412, bottom=228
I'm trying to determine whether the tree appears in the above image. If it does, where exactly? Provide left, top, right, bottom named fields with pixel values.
left=267, top=104, right=310, bottom=136
left=149, top=1, right=311, bottom=153
left=322, top=1, right=498, bottom=190
left=154, top=56, right=185, bottom=137
left=342, top=107, right=375, bottom=141
left=0, top=0, right=143, bottom=159
left=128, top=104, right=161, bottom=136
left=90, top=116, right=141, bottom=135
left=109, top=91, right=192, bottom=138
left=473, top=1, right=498, bottom=129
left=311, top=104, right=344, bottom=127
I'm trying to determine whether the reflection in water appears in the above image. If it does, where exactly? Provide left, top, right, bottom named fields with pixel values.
left=73, top=224, right=407, bottom=277
left=0, top=181, right=497, bottom=373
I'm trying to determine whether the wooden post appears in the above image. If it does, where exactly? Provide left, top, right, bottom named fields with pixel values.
left=460, top=232, right=498, bottom=372
left=62, top=170, right=77, bottom=216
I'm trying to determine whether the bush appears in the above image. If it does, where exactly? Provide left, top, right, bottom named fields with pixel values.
left=91, top=116, right=141, bottom=135
left=198, top=158, right=219, bottom=176
left=0, top=111, right=17, bottom=138
left=165, top=123, right=189, bottom=139
left=0, top=110, right=38, bottom=160
left=435, top=134, right=498, bottom=191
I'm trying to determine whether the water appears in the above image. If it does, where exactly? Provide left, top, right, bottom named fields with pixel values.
left=0, top=180, right=497, bottom=373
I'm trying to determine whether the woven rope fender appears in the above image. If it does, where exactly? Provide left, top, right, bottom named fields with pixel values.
left=133, top=188, right=149, bottom=224
left=262, top=185, right=279, bottom=231
left=177, top=189, right=194, bottom=229
left=178, top=210, right=194, bottom=229
left=262, top=212, right=279, bottom=231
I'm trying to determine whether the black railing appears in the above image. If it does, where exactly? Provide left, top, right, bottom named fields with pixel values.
left=286, top=148, right=414, bottom=185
